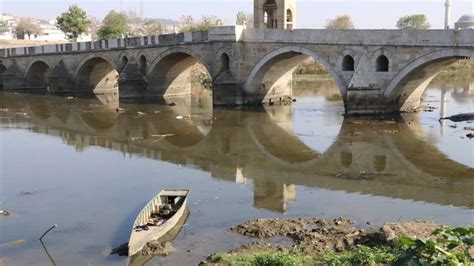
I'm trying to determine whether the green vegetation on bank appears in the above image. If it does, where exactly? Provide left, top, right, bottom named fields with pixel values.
left=438, top=59, right=474, bottom=76
left=294, top=60, right=328, bottom=76
left=210, top=227, right=473, bottom=266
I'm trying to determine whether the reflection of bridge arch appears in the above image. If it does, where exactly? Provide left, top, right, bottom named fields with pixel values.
left=79, top=112, right=118, bottom=131
left=383, top=48, right=474, bottom=112
left=3, top=93, right=473, bottom=208
left=246, top=125, right=323, bottom=168
left=244, top=46, right=347, bottom=104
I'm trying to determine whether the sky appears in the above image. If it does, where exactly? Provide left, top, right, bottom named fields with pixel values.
left=0, top=0, right=472, bottom=29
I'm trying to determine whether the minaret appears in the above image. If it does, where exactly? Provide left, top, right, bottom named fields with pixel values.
left=445, top=0, right=452, bottom=29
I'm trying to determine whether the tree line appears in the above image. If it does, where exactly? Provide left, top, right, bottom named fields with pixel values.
left=0, top=5, right=433, bottom=42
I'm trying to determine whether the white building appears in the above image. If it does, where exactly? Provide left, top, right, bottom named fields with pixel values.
left=455, top=14, right=474, bottom=30
left=26, top=20, right=92, bottom=42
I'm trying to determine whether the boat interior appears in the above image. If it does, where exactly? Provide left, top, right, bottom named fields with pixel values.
left=133, top=191, right=187, bottom=231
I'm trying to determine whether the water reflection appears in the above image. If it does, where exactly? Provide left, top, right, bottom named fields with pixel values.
left=1, top=92, right=472, bottom=213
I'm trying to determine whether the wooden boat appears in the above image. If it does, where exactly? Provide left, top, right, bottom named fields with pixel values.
left=128, top=207, right=190, bottom=266
left=128, top=189, right=189, bottom=257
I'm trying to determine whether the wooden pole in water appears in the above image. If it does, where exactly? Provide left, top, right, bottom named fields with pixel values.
left=39, top=224, right=58, bottom=241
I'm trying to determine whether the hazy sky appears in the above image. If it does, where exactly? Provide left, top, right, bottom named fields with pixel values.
left=0, top=0, right=472, bottom=29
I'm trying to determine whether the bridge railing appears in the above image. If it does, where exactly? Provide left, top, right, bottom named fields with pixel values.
left=0, top=30, right=211, bottom=58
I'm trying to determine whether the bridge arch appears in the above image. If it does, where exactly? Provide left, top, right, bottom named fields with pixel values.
left=146, top=47, right=213, bottom=97
left=0, top=63, right=6, bottom=89
left=244, top=46, right=347, bottom=104
left=24, top=60, right=52, bottom=90
left=383, top=48, right=474, bottom=111
left=73, top=55, right=119, bottom=95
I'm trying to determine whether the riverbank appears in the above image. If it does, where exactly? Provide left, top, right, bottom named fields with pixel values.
left=202, top=217, right=473, bottom=265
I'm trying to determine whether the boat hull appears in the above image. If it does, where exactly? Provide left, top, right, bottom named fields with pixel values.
left=128, top=190, right=189, bottom=257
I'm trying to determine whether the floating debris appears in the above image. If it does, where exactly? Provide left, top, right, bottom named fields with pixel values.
left=0, top=210, right=12, bottom=217
left=20, top=191, right=34, bottom=196
left=176, top=116, right=184, bottom=120
left=467, top=133, right=474, bottom=139
left=322, top=170, right=395, bottom=180
left=137, top=112, right=146, bottom=116
left=0, top=108, right=8, bottom=112
left=440, top=113, right=474, bottom=122
left=151, top=134, right=175, bottom=139
left=465, top=127, right=474, bottom=131
left=116, top=107, right=125, bottom=113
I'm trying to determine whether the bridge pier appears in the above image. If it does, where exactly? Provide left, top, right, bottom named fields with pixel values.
left=118, top=62, right=147, bottom=99
left=2, top=62, right=25, bottom=90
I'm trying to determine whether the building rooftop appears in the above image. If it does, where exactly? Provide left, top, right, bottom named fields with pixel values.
left=457, top=14, right=474, bottom=23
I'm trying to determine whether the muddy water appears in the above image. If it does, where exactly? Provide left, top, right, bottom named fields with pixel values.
left=0, top=76, right=473, bottom=265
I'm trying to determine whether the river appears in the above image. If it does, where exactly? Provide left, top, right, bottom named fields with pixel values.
left=0, top=76, right=473, bottom=265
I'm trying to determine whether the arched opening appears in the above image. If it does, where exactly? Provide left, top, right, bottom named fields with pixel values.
left=75, top=57, right=119, bottom=95
left=120, top=56, right=128, bottom=71
left=25, top=61, right=51, bottom=90
left=263, top=0, right=277, bottom=29
left=286, top=9, right=293, bottom=29
left=0, top=64, right=6, bottom=89
left=383, top=49, right=474, bottom=113
left=147, top=52, right=213, bottom=100
left=220, top=53, right=230, bottom=72
left=342, top=55, right=355, bottom=71
left=139, top=55, right=147, bottom=73
left=245, top=47, right=345, bottom=109
left=376, top=55, right=389, bottom=72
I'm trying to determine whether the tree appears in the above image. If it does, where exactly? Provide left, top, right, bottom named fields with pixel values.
left=180, top=15, right=223, bottom=32
left=325, top=15, right=354, bottom=30
left=0, top=21, right=9, bottom=33
left=15, top=19, right=42, bottom=39
left=236, top=11, right=246, bottom=25
left=236, top=11, right=253, bottom=27
left=396, top=14, right=431, bottom=30
left=144, top=21, right=163, bottom=35
left=56, top=5, right=90, bottom=42
left=97, top=11, right=128, bottom=40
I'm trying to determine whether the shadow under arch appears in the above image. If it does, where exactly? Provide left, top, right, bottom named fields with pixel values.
left=146, top=47, right=213, bottom=98
left=0, top=63, right=7, bottom=89
left=382, top=48, right=474, bottom=112
left=24, top=60, right=52, bottom=90
left=73, top=56, right=119, bottom=95
left=244, top=46, right=347, bottom=106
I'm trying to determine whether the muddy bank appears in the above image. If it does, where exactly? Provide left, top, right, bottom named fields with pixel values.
left=202, top=217, right=453, bottom=264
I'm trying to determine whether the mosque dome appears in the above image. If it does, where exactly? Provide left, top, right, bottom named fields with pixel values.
left=455, top=14, right=474, bottom=29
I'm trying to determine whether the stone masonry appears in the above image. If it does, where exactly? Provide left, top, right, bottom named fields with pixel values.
left=0, top=26, right=473, bottom=115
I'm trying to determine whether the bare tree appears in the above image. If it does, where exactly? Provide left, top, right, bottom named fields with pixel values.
left=325, top=15, right=354, bottom=30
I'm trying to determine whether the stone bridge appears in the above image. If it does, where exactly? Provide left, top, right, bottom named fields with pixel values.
left=0, top=26, right=473, bottom=115
left=1, top=93, right=472, bottom=212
